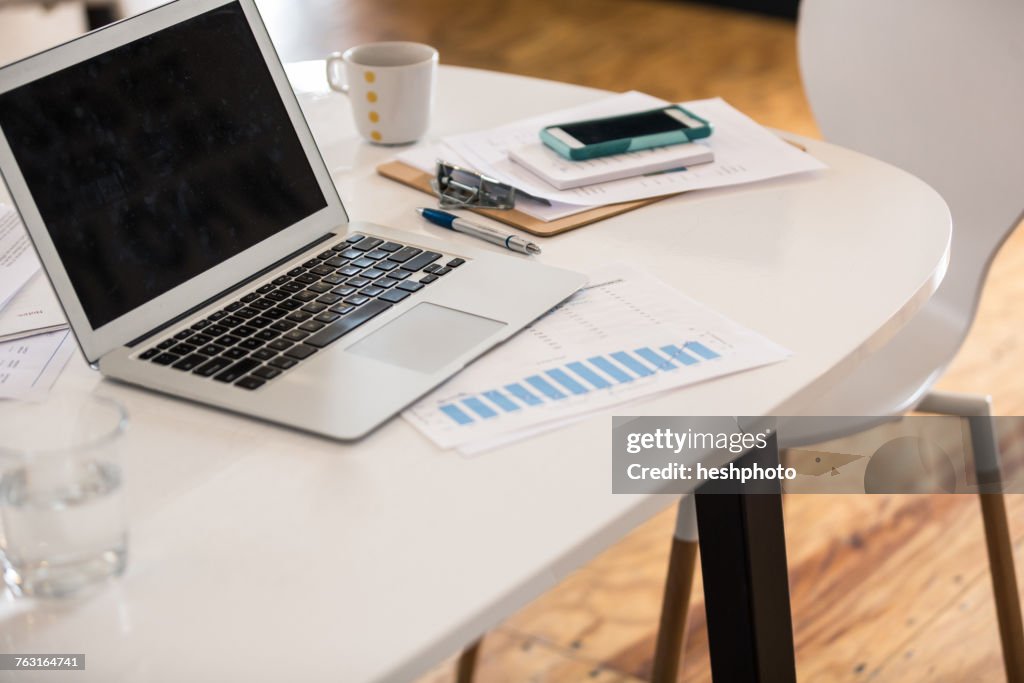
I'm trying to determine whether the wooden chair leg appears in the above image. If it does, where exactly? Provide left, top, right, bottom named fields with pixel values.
left=651, top=496, right=699, bottom=683
left=978, top=492, right=1024, bottom=683
left=920, top=392, right=1024, bottom=681
left=455, top=638, right=482, bottom=683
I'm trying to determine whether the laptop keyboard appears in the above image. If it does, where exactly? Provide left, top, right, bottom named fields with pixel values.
left=135, top=234, right=467, bottom=390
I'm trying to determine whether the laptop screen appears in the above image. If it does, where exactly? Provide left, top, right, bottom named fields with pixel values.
left=0, top=2, right=327, bottom=329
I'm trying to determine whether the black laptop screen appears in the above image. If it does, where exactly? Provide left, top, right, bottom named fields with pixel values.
left=0, top=2, right=327, bottom=329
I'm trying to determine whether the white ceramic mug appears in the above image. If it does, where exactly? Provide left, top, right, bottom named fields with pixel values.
left=326, top=42, right=438, bottom=145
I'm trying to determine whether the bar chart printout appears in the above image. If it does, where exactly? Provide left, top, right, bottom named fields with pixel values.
left=403, top=265, right=790, bottom=453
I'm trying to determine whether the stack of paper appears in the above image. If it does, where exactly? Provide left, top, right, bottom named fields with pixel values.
left=0, top=205, right=73, bottom=401
left=395, top=92, right=826, bottom=222
left=403, top=265, right=791, bottom=455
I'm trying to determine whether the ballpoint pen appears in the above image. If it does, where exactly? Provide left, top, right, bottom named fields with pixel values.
left=416, top=207, right=542, bottom=255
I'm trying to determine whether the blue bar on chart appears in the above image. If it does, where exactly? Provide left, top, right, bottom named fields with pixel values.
left=685, top=341, right=720, bottom=360
left=546, top=368, right=589, bottom=395
left=589, top=356, right=634, bottom=383
left=635, top=347, right=676, bottom=371
left=661, top=344, right=699, bottom=365
left=505, top=382, right=543, bottom=406
left=611, top=351, right=654, bottom=377
left=484, top=390, right=520, bottom=412
left=526, top=375, right=566, bottom=400
left=438, top=342, right=727, bottom=426
left=440, top=404, right=474, bottom=425
left=567, top=361, right=611, bottom=389
left=463, top=397, right=498, bottom=419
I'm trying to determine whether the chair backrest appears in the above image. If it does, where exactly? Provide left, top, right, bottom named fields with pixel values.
left=798, top=0, right=1024, bottom=345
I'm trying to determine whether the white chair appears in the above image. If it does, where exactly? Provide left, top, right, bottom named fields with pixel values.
left=787, top=0, right=1024, bottom=678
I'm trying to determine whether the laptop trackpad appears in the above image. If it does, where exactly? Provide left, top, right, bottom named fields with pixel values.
left=346, top=302, right=507, bottom=373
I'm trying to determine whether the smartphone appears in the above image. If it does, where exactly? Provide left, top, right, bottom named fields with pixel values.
left=540, top=105, right=712, bottom=161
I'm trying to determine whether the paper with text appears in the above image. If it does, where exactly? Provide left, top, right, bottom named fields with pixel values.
left=0, top=329, right=76, bottom=401
left=0, top=206, right=41, bottom=311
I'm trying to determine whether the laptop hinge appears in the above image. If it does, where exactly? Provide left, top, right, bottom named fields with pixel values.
left=126, top=232, right=336, bottom=348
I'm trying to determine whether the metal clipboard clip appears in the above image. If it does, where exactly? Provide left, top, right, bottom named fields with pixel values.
left=430, top=160, right=550, bottom=210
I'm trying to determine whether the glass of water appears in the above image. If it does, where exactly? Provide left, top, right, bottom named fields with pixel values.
left=0, top=394, right=128, bottom=598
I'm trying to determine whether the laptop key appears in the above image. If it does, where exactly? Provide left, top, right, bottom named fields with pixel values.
left=239, top=338, right=265, bottom=350
left=251, top=348, right=277, bottom=361
left=257, top=284, right=275, bottom=294
left=191, top=319, right=212, bottom=330
left=197, top=344, right=226, bottom=356
left=379, top=241, right=402, bottom=252
left=278, top=282, right=303, bottom=293
left=423, top=264, right=441, bottom=274
left=332, top=285, right=356, bottom=296
left=269, top=356, right=298, bottom=369
left=346, top=277, right=371, bottom=288
left=215, top=334, right=242, bottom=347
left=170, top=343, right=197, bottom=356
left=278, top=299, right=302, bottom=311
left=330, top=304, right=355, bottom=315
left=241, top=292, right=260, bottom=303
left=235, top=307, right=259, bottom=319
left=352, top=237, right=383, bottom=251
left=208, top=311, right=227, bottom=321
left=401, top=251, right=442, bottom=272
left=284, top=344, right=318, bottom=360
left=263, top=290, right=287, bottom=302
left=397, top=281, right=424, bottom=293
left=317, top=250, right=335, bottom=260
left=447, top=258, right=465, bottom=268
left=171, top=354, right=207, bottom=371
left=214, top=358, right=260, bottom=383
left=388, top=246, right=422, bottom=263
left=189, top=334, right=213, bottom=346
left=420, top=274, right=439, bottom=284
left=362, top=268, right=385, bottom=280
left=317, top=293, right=343, bottom=305
left=298, top=321, right=325, bottom=332
left=375, top=277, right=398, bottom=289
left=295, top=273, right=319, bottom=285
left=222, top=315, right=246, bottom=327
left=252, top=366, right=281, bottom=380
left=339, top=248, right=362, bottom=259
left=352, top=257, right=376, bottom=268
left=344, top=234, right=365, bottom=244
left=273, top=275, right=290, bottom=285
left=285, top=311, right=312, bottom=323
left=338, top=265, right=362, bottom=277
left=292, top=290, right=318, bottom=302
left=314, top=311, right=341, bottom=323
left=194, top=356, right=232, bottom=377
left=225, top=301, right=243, bottom=312
left=268, top=339, right=294, bottom=351
left=254, top=329, right=280, bottom=341
left=344, top=295, right=370, bottom=306
left=434, top=267, right=452, bottom=276
left=235, top=376, right=265, bottom=390
left=287, top=267, right=305, bottom=277
left=379, top=289, right=410, bottom=304
left=250, top=316, right=273, bottom=328
left=302, top=302, right=328, bottom=314
left=321, top=273, right=346, bottom=285
left=222, top=347, right=248, bottom=360
left=376, top=260, right=398, bottom=272
left=283, top=330, right=309, bottom=342
left=152, top=352, right=180, bottom=365
left=157, top=339, right=176, bottom=350
left=307, top=282, right=332, bottom=293
left=205, top=324, right=229, bottom=336
left=360, top=286, right=384, bottom=297
left=270, top=320, right=296, bottom=332
left=311, top=265, right=334, bottom=276
left=389, top=269, right=411, bottom=281
left=174, top=330, right=194, bottom=340
left=139, top=348, right=160, bottom=360
left=302, top=259, right=320, bottom=269
left=305, top=300, right=393, bottom=348
left=324, top=256, right=348, bottom=268
left=250, top=299, right=274, bottom=310
left=364, top=249, right=387, bottom=260
left=234, top=325, right=258, bottom=337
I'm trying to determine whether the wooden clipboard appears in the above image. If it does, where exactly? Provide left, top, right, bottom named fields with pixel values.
left=376, top=160, right=673, bottom=237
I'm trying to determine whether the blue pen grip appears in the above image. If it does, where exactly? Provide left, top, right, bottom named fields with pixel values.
left=421, top=208, right=456, bottom=229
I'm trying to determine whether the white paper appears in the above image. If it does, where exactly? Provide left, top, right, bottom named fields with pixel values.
left=394, top=143, right=593, bottom=222
left=0, top=329, right=76, bottom=401
left=0, top=271, right=68, bottom=342
left=509, top=140, right=713, bottom=190
left=0, top=206, right=41, bottom=311
left=443, top=93, right=826, bottom=206
left=403, top=265, right=791, bottom=453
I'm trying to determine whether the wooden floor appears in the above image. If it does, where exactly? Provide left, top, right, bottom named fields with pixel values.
left=240, top=1, right=1022, bottom=680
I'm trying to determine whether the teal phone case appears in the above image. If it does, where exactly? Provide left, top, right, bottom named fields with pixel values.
left=540, top=105, right=712, bottom=161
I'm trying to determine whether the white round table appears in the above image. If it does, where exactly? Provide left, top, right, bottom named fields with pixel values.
left=1, top=64, right=950, bottom=682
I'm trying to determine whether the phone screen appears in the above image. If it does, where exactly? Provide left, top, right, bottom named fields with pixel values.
left=559, top=109, right=689, bottom=145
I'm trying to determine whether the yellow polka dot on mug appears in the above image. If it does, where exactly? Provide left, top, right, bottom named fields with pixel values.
left=364, top=71, right=376, bottom=83
left=368, top=111, right=380, bottom=123
left=366, top=91, right=378, bottom=103
left=370, top=131, right=382, bottom=141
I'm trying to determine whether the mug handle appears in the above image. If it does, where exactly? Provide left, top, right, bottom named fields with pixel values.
left=326, top=52, right=349, bottom=94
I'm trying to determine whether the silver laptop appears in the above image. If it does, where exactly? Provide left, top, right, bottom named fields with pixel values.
left=0, top=0, right=585, bottom=439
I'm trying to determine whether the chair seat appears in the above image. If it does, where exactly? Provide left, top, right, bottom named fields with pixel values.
left=779, top=302, right=963, bottom=447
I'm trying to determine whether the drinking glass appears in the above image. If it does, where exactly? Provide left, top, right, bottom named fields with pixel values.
left=0, top=394, right=128, bottom=598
